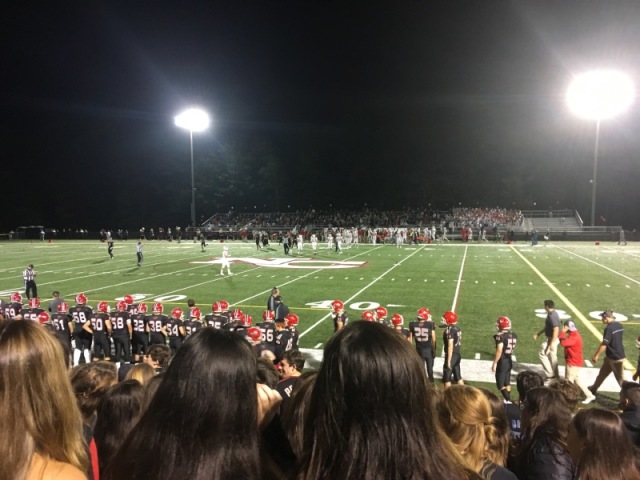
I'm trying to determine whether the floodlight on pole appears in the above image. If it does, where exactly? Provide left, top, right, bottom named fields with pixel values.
left=174, top=108, right=211, bottom=228
left=566, top=70, right=635, bottom=226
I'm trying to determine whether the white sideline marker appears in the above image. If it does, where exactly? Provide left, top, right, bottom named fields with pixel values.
left=475, top=353, right=481, bottom=360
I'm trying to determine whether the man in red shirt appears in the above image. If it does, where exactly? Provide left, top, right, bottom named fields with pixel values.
left=559, top=320, right=596, bottom=404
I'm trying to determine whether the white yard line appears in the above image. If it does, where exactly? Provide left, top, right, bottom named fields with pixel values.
left=510, top=245, right=635, bottom=370
left=299, top=245, right=426, bottom=338
left=451, top=245, right=468, bottom=312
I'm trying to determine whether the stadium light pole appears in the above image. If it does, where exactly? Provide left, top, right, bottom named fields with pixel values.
left=174, top=108, right=211, bottom=228
left=566, top=70, right=634, bottom=226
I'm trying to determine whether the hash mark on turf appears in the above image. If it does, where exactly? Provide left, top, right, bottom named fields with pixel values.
left=492, top=281, right=496, bottom=284
left=475, top=353, right=481, bottom=360
left=586, top=284, right=591, bottom=287
left=606, top=284, right=611, bottom=288
left=314, top=343, right=322, bottom=348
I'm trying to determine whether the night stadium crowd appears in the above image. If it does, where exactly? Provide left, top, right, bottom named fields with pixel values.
left=2, top=288, right=640, bottom=480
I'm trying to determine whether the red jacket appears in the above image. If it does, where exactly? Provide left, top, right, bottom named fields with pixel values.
left=559, top=329, right=584, bottom=367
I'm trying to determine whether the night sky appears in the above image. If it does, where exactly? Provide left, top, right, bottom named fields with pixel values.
left=2, top=1, right=640, bottom=232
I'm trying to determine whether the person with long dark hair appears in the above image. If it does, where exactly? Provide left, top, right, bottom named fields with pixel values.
left=295, top=321, right=478, bottom=480
left=103, top=327, right=281, bottom=480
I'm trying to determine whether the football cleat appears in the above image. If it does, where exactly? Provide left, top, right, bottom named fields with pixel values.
left=331, top=300, right=344, bottom=312
left=442, top=311, right=458, bottom=326
left=391, top=313, right=404, bottom=326
left=97, top=301, right=110, bottom=313
left=375, top=306, right=388, bottom=319
left=153, top=302, right=164, bottom=314
left=29, top=297, right=41, bottom=308
left=497, top=316, right=512, bottom=331
left=75, top=293, right=87, bottom=305
left=285, top=313, right=299, bottom=327
left=57, top=302, right=69, bottom=313
left=38, top=311, right=50, bottom=324
left=10, top=292, right=22, bottom=303
left=171, top=308, right=183, bottom=320
left=361, top=310, right=375, bottom=321
left=417, top=307, right=432, bottom=321
left=191, top=307, right=202, bottom=320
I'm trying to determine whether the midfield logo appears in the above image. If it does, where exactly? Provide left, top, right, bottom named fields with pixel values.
left=190, top=257, right=368, bottom=269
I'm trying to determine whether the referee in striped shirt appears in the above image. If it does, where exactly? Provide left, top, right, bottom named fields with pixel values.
left=23, top=264, right=37, bottom=300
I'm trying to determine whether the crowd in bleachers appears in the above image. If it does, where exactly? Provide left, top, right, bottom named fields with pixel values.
left=2, top=288, right=640, bottom=480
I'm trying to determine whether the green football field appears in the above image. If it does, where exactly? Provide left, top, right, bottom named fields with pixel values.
left=1, top=239, right=639, bottom=371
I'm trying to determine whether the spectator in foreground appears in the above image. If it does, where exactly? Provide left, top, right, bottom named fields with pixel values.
left=0, top=320, right=88, bottom=480
left=619, top=381, right=640, bottom=447
left=567, top=408, right=640, bottom=480
left=103, top=328, right=282, bottom=480
left=437, top=385, right=517, bottom=479
left=295, top=321, right=479, bottom=480
left=505, top=370, right=544, bottom=440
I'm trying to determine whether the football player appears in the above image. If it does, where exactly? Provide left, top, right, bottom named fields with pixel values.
left=184, top=307, right=204, bottom=337
left=310, top=233, right=318, bottom=254
left=409, top=308, right=437, bottom=383
left=87, top=301, right=113, bottom=362
left=375, top=306, right=390, bottom=327
left=51, top=301, right=73, bottom=357
left=220, top=246, right=232, bottom=275
left=204, top=302, right=226, bottom=329
left=167, top=308, right=186, bottom=355
left=69, top=293, right=93, bottom=366
left=131, top=303, right=150, bottom=362
left=256, top=310, right=277, bottom=355
left=285, top=313, right=300, bottom=350
left=274, top=317, right=293, bottom=364
left=442, top=311, right=464, bottom=389
left=361, top=310, right=375, bottom=322
left=492, top=316, right=518, bottom=402
left=223, top=309, right=244, bottom=334
left=111, top=300, right=133, bottom=364
left=3, top=292, right=24, bottom=320
left=331, top=300, right=348, bottom=332
left=148, top=302, right=168, bottom=346
left=391, top=314, right=412, bottom=342
left=20, top=297, right=45, bottom=322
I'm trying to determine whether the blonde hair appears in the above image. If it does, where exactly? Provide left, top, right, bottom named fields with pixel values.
left=437, top=385, right=501, bottom=472
left=0, top=321, right=88, bottom=480
left=125, top=362, right=156, bottom=385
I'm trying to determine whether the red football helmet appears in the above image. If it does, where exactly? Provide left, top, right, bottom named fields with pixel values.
left=285, top=313, right=299, bottom=327
left=212, top=302, right=222, bottom=314
left=331, top=300, right=344, bottom=312
left=361, top=310, right=375, bottom=321
left=442, top=311, right=458, bottom=326
left=417, top=307, right=432, bottom=321
left=57, top=302, right=69, bottom=313
left=241, top=313, right=253, bottom=326
left=29, top=297, right=40, bottom=308
left=10, top=292, right=22, bottom=303
left=124, top=294, right=134, bottom=305
left=171, top=308, right=183, bottom=320
left=375, top=306, right=388, bottom=319
left=262, top=310, right=275, bottom=321
left=391, top=313, right=404, bottom=326
left=497, top=316, right=512, bottom=330
left=191, top=307, right=202, bottom=320
left=153, top=302, right=164, bottom=313
left=97, top=301, right=110, bottom=313
left=116, top=300, right=127, bottom=312
left=247, top=327, right=262, bottom=342
left=38, top=311, right=50, bottom=324
left=76, top=293, right=87, bottom=305
left=137, top=303, right=148, bottom=314
left=232, top=308, right=243, bottom=321
left=219, top=300, right=229, bottom=312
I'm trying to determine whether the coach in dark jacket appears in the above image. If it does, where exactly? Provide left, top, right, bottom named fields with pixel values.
left=274, top=296, right=289, bottom=321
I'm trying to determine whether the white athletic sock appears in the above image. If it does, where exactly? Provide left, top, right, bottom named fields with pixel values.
left=73, top=349, right=81, bottom=366
left=83, top=349, right=91, bottom=364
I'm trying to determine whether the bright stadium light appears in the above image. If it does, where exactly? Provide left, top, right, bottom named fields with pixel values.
left=174, top=108, right=211, bottom=227
left=566, top=70, right=635, bottom=226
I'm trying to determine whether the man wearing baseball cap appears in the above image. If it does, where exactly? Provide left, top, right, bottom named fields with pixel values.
left=589, top=309, right=627, bottom=395
left=559, top=320, right=595, bottom=404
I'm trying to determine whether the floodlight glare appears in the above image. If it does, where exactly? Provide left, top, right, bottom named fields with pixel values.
left=174, top=108, right=211, bottom=132
left=566, top=70, right=635, bottom=120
